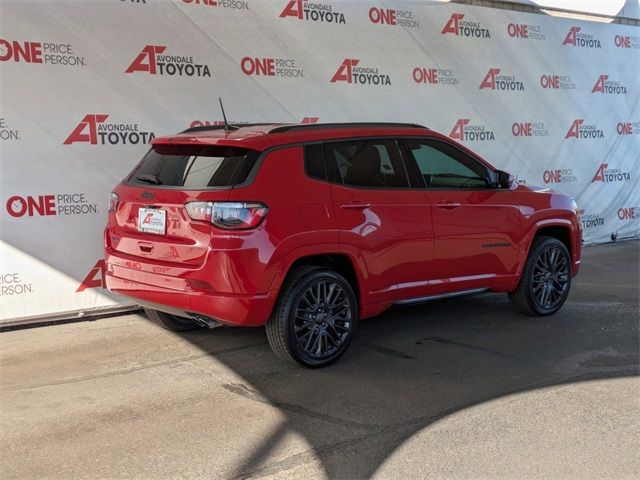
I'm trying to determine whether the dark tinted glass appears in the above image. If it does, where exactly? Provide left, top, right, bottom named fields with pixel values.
left=405, top=139, right=490, bottom=189
left=304, top=144, right=326, bottom=180
left=325, top=139, right=409, bottom=188
left=127, top=145, right=259, bottom=188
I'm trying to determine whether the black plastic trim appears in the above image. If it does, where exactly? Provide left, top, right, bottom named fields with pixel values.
left=268, top=122, right=428, bottom=134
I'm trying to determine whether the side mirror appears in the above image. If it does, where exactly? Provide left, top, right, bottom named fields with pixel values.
left=496, top=170, right=515, bottom=189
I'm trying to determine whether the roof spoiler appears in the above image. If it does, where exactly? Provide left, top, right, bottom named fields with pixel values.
left=179, top=123, right=288, bottom=134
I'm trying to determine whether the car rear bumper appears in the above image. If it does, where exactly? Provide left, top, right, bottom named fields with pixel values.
left=104, top=252, right=276, bottom=326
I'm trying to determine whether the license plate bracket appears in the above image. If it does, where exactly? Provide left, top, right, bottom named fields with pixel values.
left=137, top=208, right=166, bottom=235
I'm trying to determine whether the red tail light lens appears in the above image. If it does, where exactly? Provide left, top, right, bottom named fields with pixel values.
left=185, top=202, right=268, bottom=230
left=108, top=192, right=119, bottom=212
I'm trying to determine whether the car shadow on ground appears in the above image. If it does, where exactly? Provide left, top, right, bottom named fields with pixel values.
left=164, top=244, right=638, bottom=478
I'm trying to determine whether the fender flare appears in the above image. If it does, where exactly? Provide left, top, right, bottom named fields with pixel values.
left=266, top=243, right=368, bottom=306
left=516, top=218, right=577, bottom=278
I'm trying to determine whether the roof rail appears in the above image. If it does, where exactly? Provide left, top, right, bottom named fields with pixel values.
left=180, top=123, right=287, bottom=134
left=268, top=122, right=428, bottom=134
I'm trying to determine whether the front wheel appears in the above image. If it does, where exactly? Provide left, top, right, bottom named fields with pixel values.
left=266, top=267, right=358, bottom=368
left=508, top=236, right=572, bottom=316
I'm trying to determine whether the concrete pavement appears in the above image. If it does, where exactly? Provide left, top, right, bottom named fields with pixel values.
left=1, top=241, right=638, bottom=479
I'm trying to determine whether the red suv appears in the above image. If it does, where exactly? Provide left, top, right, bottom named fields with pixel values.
left=105, top=123, right=581, bottom=367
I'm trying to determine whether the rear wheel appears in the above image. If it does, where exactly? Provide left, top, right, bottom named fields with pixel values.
left=266, top=267, right=358, bottom=368
left=508, top=236, right=572, bottom=316
left=143, top=308, right=202, bottom=332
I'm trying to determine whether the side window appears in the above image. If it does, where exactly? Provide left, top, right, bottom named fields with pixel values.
left=324, top=139, right=409, bottom=188
left=405, top=139, right=491, bottom=189
left=304, top=144, right=326, bottom=181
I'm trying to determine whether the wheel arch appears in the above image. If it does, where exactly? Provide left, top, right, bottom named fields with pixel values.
left=516, top=218, right=579, bottom=280
left=533, top=223, right=573, bottom=257
left=269, top=248, right=364, bottom=313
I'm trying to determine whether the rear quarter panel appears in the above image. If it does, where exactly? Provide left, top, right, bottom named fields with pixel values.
left=226, top=146, right=339, bottom=294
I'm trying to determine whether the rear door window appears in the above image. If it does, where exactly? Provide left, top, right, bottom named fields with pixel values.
left=324, top=139, right=410, bottom=188
left=126, top=145, right=260, bottom=188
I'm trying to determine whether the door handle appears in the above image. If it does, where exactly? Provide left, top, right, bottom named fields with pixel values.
left=435, top=201, right=461, bottom=210
left=341, top=201, right=371, bottom=210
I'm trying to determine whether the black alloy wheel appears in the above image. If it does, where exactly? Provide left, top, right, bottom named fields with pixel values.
left=293, top=279, right=353, bottom=359
left=266, top=267, right=357, bottom=367
left=508, top=236, right=572, bottom=316
left=530, top=244, right=570, bottom=310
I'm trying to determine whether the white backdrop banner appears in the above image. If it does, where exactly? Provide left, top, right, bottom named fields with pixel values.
left=1, top=0, right=639, bottom=324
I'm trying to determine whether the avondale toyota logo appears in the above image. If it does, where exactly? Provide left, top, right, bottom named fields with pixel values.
left=64, top=114, right=155, bottom=145
left=578, top=210, right=605, bottom=230
left=479, top=68, right=524, bottom=91
left=125, top=45, right=212, bottom=77
left=564, top=119, right=604, bottom=140
left=563, top=26, right=601, bottom=48
left=330, top=59, right=391, bottom=86
left=279, top=0, right=346, bottom=23
left=449, top=119, right=495, bottom=142
left=76, top=260, right=106, bottom=293
left=441, top=13, right=491, bottom=38
left=591, top=75, right=628, bottom=95
left=591, top=163, right=631, bottom=183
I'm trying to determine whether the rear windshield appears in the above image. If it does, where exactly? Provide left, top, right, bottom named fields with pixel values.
left=126, top=145, right=260, bottom=188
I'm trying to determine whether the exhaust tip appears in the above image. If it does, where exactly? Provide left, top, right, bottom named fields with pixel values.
left=188, top=313, right=223, bottom=329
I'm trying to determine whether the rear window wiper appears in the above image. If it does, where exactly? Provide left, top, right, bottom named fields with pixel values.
left=136, top=174, right=162, bottom=185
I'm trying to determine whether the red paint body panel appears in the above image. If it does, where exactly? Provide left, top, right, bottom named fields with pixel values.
left=105, top=124, right=581, bottom=326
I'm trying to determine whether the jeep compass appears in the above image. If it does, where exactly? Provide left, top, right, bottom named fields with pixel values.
left=105, top=123, right=581, bottom=367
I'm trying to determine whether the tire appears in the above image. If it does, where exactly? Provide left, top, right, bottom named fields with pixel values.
left=266, top=267, right=358, bottom=368
left=144, top=308, right=202, bottom=332
left=508, top=236, right=572, bottom=316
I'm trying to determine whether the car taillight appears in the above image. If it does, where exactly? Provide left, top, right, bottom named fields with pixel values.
left=185, top=202, right=268, bottom=230
left=108, top=192, right=119, bottom=212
